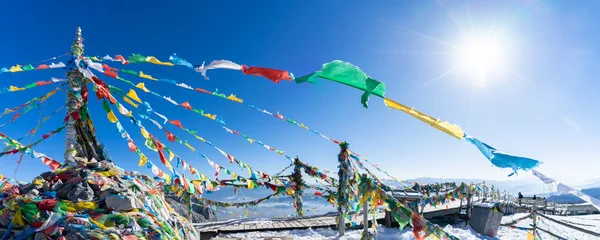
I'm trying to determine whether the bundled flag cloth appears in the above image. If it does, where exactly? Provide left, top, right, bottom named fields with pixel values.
left=464, top=134, right=541, bottom=176
left=295, top=60, right=386, bottom=108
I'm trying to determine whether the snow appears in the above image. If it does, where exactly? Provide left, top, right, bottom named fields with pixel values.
left=215, top=214, right=600, bottom=239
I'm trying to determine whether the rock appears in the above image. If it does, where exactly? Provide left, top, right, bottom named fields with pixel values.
left=105, top=194, right=137, bottom=211
left=165, top=196, right=217, bottom=223
left=51, top=179, right=64, bottom=192
left=56, top=183, right=74, bottom=199
left=192, top=202, right=217, bottom=221
left=67, top=182, right=94, bottom=202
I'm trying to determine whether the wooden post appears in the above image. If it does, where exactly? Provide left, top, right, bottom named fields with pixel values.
left=292, top=157, right=304, bottom=217
left=466, top=185, right=473, bottom=223
left=532, top=209, right=537, bottom=238
left=362, top=174, right=369, bottom=238
left=337, top=142, right=351, bottom=236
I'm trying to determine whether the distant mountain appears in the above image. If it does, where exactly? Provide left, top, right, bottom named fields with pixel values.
left=385, top=177, right=543, bottom=194
left=543, top=188, right=600, bottom=204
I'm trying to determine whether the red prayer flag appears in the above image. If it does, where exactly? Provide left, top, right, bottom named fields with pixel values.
left=315, top=191, right=323, bottom=196
left=195, top=88, right=211, bottom=94
left=35, top=80, right=53, bottom=86
left=169, top=120, right=183, bottom=128
left=165, top=131, right=176, bottom=142
left=128, top=140, right=137, bottom=152
left=226, top=154, right=235, bottom=163
left=91, top=77, right=117, bottom=104
left=179, top=102, right=192, bottom=110
left=114, top=55, right=128, bottom=64
left=42, top=157, right=61, bottom=170
left=102, top=64, right=118, bottom=78
left=36, top=64, right=50, bottom=70
left=241, top=65, right=291, bottom=84
left=82, top=84, right=88, bottom=103
left=42, top=134, right=50, bottom=139
left=269, top=184, right=277, bottom=192
left=190, top=167, right=197, bottom=175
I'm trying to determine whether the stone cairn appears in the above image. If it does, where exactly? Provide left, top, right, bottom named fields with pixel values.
left=0, top=157, right=198, bottom=239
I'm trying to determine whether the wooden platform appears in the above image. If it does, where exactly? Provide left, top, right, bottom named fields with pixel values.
left=194, top=212, right=385, bottom=239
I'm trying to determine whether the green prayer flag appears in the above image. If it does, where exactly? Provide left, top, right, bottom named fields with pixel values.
left=102, top=99, right=110, bottom=113
left=295, top=60, right=386, bottom=108
left=145, top=138, right=158, bottom=152
left=192, top=109, right=204, bottom=115
left=22, top=64, right=34, bottom=71
left=128, top=54, right=147, bottom=63
left=24, top=83, right=37, bottom=89
left=121, top=69, right=138, bottom=75
left=109, top=85, right=124, bottom=95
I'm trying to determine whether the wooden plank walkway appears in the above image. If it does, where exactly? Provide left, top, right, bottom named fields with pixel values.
left=195, top=198, right=497, bottom=238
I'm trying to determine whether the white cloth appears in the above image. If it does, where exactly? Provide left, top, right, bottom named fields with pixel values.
left=176, top=83, right=193, bottom=90
left=163, top=96, right=178, bottom=105
left=36, top=212, right=62, bottom=231
left=154, top=112, right=169, bottom=124
left=557, top=183, right=600, bottom=211
left=194, top=60, right=242, bottom=79
left=48, top=62, right=66, bottom=68
left=532, top=170, right=555, bottom=184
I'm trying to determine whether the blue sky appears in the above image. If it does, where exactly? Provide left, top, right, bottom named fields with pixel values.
left=0, top=0, right=599, bottom=190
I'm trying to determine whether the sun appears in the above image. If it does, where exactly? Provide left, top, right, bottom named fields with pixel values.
left=456, top=34, right=508, bottom=84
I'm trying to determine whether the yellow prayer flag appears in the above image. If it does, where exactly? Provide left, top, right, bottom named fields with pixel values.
left=127, top=89, right=143, bottom=103
left=91, top=56, right=102, bottom=62
left=9, top=65, right=23, bottom=72
left=107, top=110, right=118, bottom=123
left=163, top=173, right=171, bottom=183
left=146, top=56, right=175, bottom=66
left=231, top=173, right=237, bottom=179
left=168, top=150, right=175, bottom=162
left=527, top=231, right=535, bottom=240
left=96, top=171, right=118, bottom=177
left=44, top=89, right=59, bottom=99
left=135, top=82, right=151, bottom=92
left=194, top=135, right=206, bottom=142
left=247, top=180, right=254, bottom=189
left=383, top=98, right=464, bottom=140
left=226, top=94, right=243, bottom=103
left=122, top=96, right=139, bottom=108
left=12, top=209, right=25, bottom=227
left=203, top=113, right=217, bottom=120
left=165, top=161, right=173, bottom=172
left=184, top=142, right=195, bottom=151
left=139, top=71, right=157, bottom=80
left=76, top=201, right=98, bottom=211
left=9, top=86, right=25, bottom=91
left=141, top=128, right=150, bottom=138
left=138, top=154, right=148, bottom=166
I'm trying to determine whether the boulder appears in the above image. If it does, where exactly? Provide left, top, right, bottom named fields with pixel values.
left=67, top=182, right=94, bottom=202
left=105, top=194, right=137, bottom=211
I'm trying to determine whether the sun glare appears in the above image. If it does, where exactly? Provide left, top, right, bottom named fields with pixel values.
left=457, top=35, right=507, bottom=84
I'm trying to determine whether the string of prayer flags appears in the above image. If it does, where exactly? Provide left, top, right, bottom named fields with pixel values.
left=464, top=134, right=541, bottom=176
left=0, top=132, right=62, bottom=170
left=0, top=125, right=65, bottom=157
left=127, top=54, right=174, bottom=66
left=0, top=62, right=66, bottom=73
left=192, top=59, right=291, bottom=83
left=0, top=88, right=61, bottom=119
left=295, top=60, right=386, bottom=108
left=0, top=78, right=64, bottom=94
left=383, top=98, right=464, bottom=140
